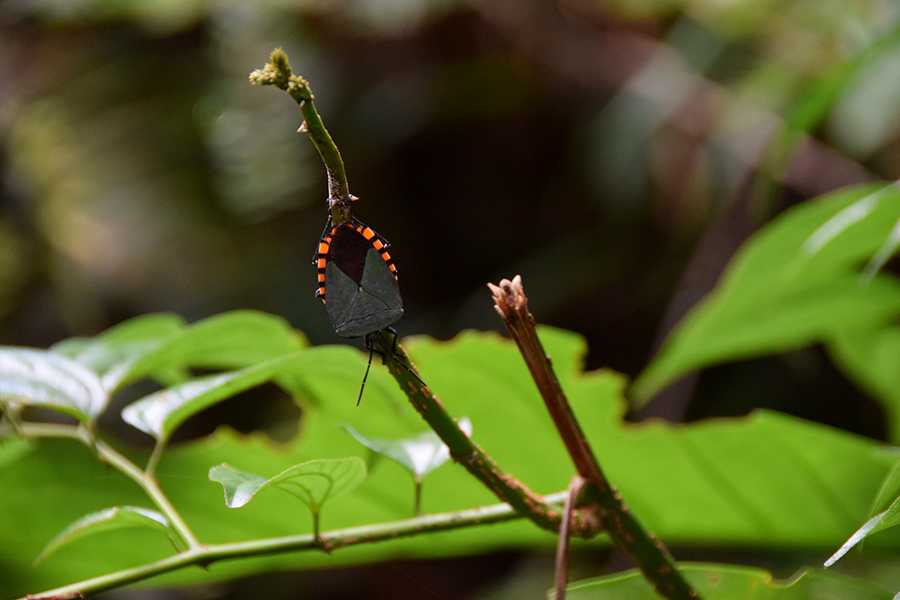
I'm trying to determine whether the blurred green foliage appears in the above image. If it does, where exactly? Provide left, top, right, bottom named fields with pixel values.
left=2, top=0, right=894, bottom=367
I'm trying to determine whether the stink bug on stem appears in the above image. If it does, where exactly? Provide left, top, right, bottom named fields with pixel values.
left=315, top=216, right=403, bottom=337
left=314, top=215, right=424, bottom=404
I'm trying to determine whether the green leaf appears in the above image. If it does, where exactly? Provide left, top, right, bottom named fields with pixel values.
left=828, top=324, right=900, bottom=441
left=826, top=494, right=900, bottom=567
left=0, top=329, right=893, bottom=595
left=0, top=436, right=32, bottom=471
left=862, top=217, right=900, bottom=281
left=123, top=310, right=307, bottom=382
left=36, top=506, right=170, bottom=565
left=564, top=563, right=892, bottom=599
left=208, top=464, right=267, bottom=509
left=209, top=458, right=367, bottom=510
left=120, top=350, right=312, bottom=440
left=52, top=311, right=307, bottom=394
left=0, top=347, right=108, bottom=423
left=869, top=458, right=900, bottom=517
left=344, top=418, right=473, bottom=482
left=632, top=183, right=900, bottom=405
left=51, top=313, right=186, bottom=393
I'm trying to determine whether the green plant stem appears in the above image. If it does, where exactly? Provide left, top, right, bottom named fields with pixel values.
left=414, top=480, right=422, bottom=516
left=0, top=401, right=25, bottom=436
left=488, top=276, right=700, bottom=600
left=11, top=422, right=202, bottom=551
left=250, top=48, right=353, bottom=222
left=144, top=437, right=167, bottom=478
left=371, top=330, right=600, bottom=538
left=20, top=491, right=568, bottom=599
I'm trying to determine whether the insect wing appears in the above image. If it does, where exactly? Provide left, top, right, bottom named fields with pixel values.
left=320, top=222, right=403, bottom=338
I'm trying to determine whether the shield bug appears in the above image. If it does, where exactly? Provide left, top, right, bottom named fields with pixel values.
left=315, top=216, right=403, bottom=338
left=314, top=215, right=422, bottom=404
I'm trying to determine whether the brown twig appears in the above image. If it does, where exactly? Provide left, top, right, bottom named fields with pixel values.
left=488, top=275, right=700, bottom=600
left=555, top=475, right=588, bottom=600
left=372, top=330, right=601, bottom=537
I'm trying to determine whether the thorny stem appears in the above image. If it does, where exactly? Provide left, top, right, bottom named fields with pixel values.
left=488, top=275, right=700, bottom=600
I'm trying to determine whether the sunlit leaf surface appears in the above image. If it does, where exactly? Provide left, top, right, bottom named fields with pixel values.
left=0, top=347, right=108, bottom=423
left=344, top=418, right=472, bottom=482
left=120, top=350, right=312, bottom=440
left=209, top=458, right=366, bottom=510
left=51, top=313, right=187, bottom=393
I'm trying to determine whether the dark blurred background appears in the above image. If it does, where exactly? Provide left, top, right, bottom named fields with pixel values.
left=2, top=0, right=900, bottom=597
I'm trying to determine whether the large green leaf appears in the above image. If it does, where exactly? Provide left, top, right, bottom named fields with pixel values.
left=50, top=313, right=187, bottom=393
left=632, top=183, right=900, bottom=406
left=120, top=350, right=312, bottom=441
left=1, top=327, right=893, bottom=598
left=121, top=310, right=307, bottom=382
left=0, top=347, right=108, bottom=424
left=51, top=311, right=307, bottom=393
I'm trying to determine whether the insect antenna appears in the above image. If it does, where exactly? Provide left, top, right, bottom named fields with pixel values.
left=356, top=330, right=427, bottom=406
left=356, top=345, right=375, bottom=406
